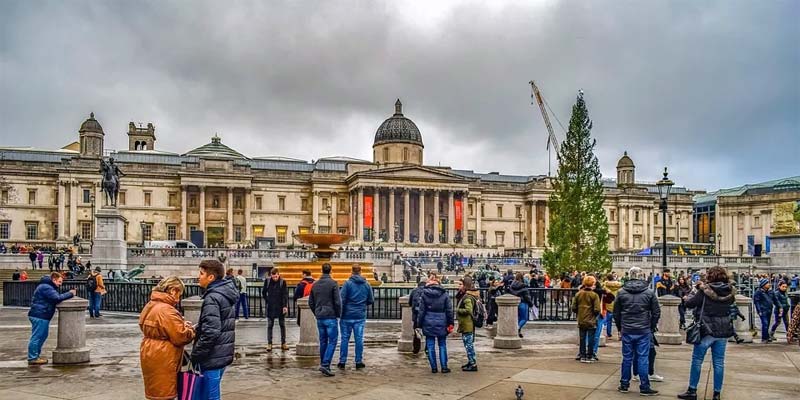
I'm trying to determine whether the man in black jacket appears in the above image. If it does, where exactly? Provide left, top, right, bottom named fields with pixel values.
left=192, top=260, right=239, bottom=400
left=308, top=263, right=341, bottom=377
left=613, top=267, right=661, bottom=396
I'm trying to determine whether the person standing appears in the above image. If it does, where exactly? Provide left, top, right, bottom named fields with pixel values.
left=191, top=260, right=238, bottom=400
left=753, top=279, right=775, bottom=343
left=677, top=266, right=735, bottom=400
left=507, top=272, right=532, bottom=338
left=87, top=267, right=107, bottom=318
left=234, top=269, right=249, bottom=320
left=788, top=299, right=800, bottom=347
left=261, top=268, right=289, bottom=352
left=613, top=267, right=660, bottom=396
left=29, top=250, right=37, bottom=269
left=12, top=268, right=20, bottom=281
left=27, top=272, right=76, bottom=365
left=308, top=263, right=342, bottom=377
left=770, top=281, right=790, bottom=341
left=409, top=280, right=426, bottom=353
left=36, top=249, right=44, bottom=270
left=139, top=276, right=196, bottom=400
left=672, top=276, right=692, bottom=330
left=655, top=268, right=674, bottom=297
left=337, top=265, right=374, bottom=370
left=572, top=275, right=601, bottom=363
left=603, top=274, right=622, bottom=339
left=417, top=272, right=453, bottom=373
left=293, top=269, right=315, bottom=326
left=456, top=276, right=479, bottom=371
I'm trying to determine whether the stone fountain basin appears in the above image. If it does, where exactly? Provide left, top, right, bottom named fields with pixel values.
left=293, top=233, right=351, bottom=247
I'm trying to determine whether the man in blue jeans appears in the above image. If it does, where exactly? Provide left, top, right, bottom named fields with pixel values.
left=337, top=264, right=374, bottom=370
left=27, top=272, right=76, bottom=365
left=753, top=278, right=775, bottom=343
left=613, top=267, right=660, bottom=396
left=191, top=260, right=239, bottom=400
left=309, top=263, right=342, bottom=377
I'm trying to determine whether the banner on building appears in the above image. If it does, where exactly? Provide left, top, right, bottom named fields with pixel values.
left=364, top=195, right=373, bottom=229
left=454, top=199, right=463, bottom=230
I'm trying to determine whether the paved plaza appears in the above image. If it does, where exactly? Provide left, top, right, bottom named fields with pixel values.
left=0, top=307, right=798, bottom=400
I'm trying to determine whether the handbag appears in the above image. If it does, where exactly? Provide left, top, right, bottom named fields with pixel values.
left=177, top=351, right=204, bottom=400
left=685, top=297, right=705, bottom=345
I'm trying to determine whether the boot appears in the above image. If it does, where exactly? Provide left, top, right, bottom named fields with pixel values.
left=266, top=344, right=273, bottom=352
left=712, top=392, right=721, bottom=400
left=677, top=388, right=697, bottom=400
left=281, top=343, right=289, bottom=351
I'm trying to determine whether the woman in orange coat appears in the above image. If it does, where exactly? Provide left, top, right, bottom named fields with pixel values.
left=139, top=276, right=195, bottom=400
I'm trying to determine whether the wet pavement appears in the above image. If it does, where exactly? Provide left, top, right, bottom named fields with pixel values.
left=0, top=307, right=798, bottom=399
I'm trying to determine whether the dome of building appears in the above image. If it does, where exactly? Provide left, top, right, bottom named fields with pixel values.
left=183, top=134, right=248, bottom=159
left=79, top=112, right=104, bottom=134
left=617, top=151, right=635, bottom=168
left=373, top=99, right=423, bottom=148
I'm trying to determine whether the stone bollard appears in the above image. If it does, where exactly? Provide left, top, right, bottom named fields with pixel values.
left=295, top=297, right=319, bottom=357
left=398, top=295, right=414, bottom=353
left=182, top=296, right=204, bottom=326
left=733, top=295, right=754, bottom=343
left=52, top=297, right=90, bottom=364
left=655, top=295, right=682, bottom=345
left=493, top=294, right=522, bottom=349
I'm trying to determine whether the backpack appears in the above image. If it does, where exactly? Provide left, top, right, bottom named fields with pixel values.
left=233, top=276, right=243, bottom=292
left=86, top=274, right=98, bottom=292
left=459, top=294, right=487, bottom=328
left=302, top=280, right=314, bottom=297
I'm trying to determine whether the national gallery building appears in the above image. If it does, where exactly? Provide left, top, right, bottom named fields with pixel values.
left=0, top=100, right=713, bottom=254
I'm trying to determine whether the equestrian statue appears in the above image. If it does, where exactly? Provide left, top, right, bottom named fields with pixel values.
left=100, top=158, right=124, bottom=207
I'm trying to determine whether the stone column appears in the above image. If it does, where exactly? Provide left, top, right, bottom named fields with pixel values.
left=398, top=295, right=414, bottom=353
left=687, top=211, right=694, bottom=243
left=244, top=189, right=252, bottom=242
left=330, top=192, right=338, bottom=232
left=447, top=191, right=455, bottom=244
left=52, top=297, right=90, bottom=364
left=476, top=196, right=482, bottom=246
left=530, top=202, right=537, bottom=248
left=358, top=188, right=365, bottom=241
left=296, top=297, right=319, bottom=356
left=433, top=190, right=440, bottom=243
left=373, top=188, right=380, bottom=241
left=199, top=186, right=206, bottom=246
left=418, top=190, right=425, bottom=243
left=403, top=189, right=410, bottom=244
left=649, top=209, right=655, bottom=248
left=182, top=296, right=204, bottom=326
left=493, top=294, right=522, bottom=349
left=312, top=190, right=320, bottom=231
left=628, top=207, right=634, bottom=249
left=69, top=180, right=78, bottom=237
left=733, top=295, right=754, bottom=343
left=618, top=206, right=625, bottom=249
left=543, top=202, right=550, bottom=247
left=180, top=186, right=187, bottom=240
left=226, top=187, right=234, bottom=243
left=388, top=188, right=395, bottom=242
left=655, top=295, right=682, bottom=344
left=57, top=181, right=66, bottom=240
left=732, top=213, right=739, bottom=255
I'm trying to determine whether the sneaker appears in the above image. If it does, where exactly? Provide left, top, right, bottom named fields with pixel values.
left=639, top=388, right=659, bottom=396
left=266, top=344, right=273, bottom=352
left=580, top=358, right=590, bottom=363
left=462, top=363, right=478, bottom=372
left=575, top=355, right=582, bottom=361
left=319, top=366, right=335, bottom=377
left=617, top=385, right=629, bottom=393
left=27, top=358, right=47, bottom=365
left=281, top=343, right=289, bottom=351
left=355, top=362, right=366, bottom=370
left=712, top=392, right=721, bottom=400
left=735, top=337, right=745, bottom=344
left=440, top=367, right=451, bottom=373
left=632, top=375, right=639, bottom=381
left=590, top=355, right=599, bottom=362
left=336, top=363, right=346, bottom=370
left=648, top=374, right=664, bottom=382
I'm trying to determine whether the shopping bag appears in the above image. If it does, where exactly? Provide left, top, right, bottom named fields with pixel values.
left=177, top=352, right=203, bottom=400
left=529, top=304, right=539, bottom=320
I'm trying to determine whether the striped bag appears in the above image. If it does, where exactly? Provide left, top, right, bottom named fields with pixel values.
left=177, top=352, right=203, bottom=400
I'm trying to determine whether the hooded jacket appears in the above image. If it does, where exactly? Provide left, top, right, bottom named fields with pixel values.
left=409, top=281, right=426, bottom=328
left=28, top=276, right=74, bottom=320
left=191, top=278, right=239, bottom=370
left=417, top=283, right=454, bottom=337
left=613, top=279, right=660, bottom=335
left=685, top=281, right=735, bottom=339
left=139, top=291, right=195, bottom=400
left=507, top=280, right=532, bottom=306
left=771, top=289, right=790, bottom=312
left=340, top=274, right=374, bottom=320
left=308, top=273, right=342, bottom=320
left=603, top=280, right=623, bottom=312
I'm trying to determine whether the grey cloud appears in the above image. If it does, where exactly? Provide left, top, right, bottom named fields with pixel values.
left=0, top=0, right=797, bottom=191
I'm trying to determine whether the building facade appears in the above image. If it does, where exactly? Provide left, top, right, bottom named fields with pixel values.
left=1, top=100, right=699, bottom=254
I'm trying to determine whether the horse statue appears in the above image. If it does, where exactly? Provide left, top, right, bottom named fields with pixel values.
left=100, top=158, right=124, bottom=207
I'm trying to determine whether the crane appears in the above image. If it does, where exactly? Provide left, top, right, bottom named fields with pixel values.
left=529, top=80, right=563, bottom=177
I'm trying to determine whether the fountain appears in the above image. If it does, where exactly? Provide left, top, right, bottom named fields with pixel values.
left=274, top=233, right=381, bottom=286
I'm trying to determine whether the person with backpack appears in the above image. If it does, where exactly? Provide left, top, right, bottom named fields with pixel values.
left=293, top=269, right=315, bottom=326
left=308, top=263, right=342, bottom=377
left=456, top=276, right=482, bottom=372
left=87, top=267, right=106, bottom=318
left=234, top=269, right=249, bottom=320
left=337, top=264, right=374, bottom=370
left=261, top=268, right=289, bottom=352
left=408, top=280, right=427, bottom=354
left=417, top=272, right=453, bottom=373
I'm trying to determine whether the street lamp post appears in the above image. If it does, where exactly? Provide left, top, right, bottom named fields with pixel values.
left=326, top=205, right=332, bottom=233
left=139, top=221, right=147, bottom=248
left=394, top=221, right=399, bottom=252
left=717, top=233, right=722, bottom=257
left=89, top=193, right=96, bottom=252
left=656, top=167, right=674, bottom=270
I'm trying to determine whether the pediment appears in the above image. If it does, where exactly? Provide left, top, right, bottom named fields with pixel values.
left=350, top=165, right=471, bottom=182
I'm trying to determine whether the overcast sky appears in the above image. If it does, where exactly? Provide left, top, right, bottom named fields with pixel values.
left=1, top=1, right=797, bottom=191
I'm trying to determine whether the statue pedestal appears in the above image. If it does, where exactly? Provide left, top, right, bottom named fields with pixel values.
left=92, top=207, right=128, bottom=272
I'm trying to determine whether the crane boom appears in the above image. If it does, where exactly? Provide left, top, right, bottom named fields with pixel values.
left=529, top=80, right=560, bottom=154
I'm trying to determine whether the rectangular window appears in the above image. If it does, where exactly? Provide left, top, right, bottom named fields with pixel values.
left=339, top=198, right=346, bottom=212
left=467, top=230, right=476, bottom=244
left=515, top=205, right=522, bottom=218
left=144, top=192, right=152, bottom=207
left=1, top=190, right=8, bottom=204
left=142, top=223, right=153, bottom=241
left=468, top=203, right=474, bottom=217
left=234, top=195, right=242, bottom=209
left=495, top=231, right=505, bottom=246
left=119, top=191, right=126, bottom=206
left=83, top=189, right=91, bottom=204
left=188, top=194, right=197, bottom=208
left=754, top=216, right=760, bottom=227
left=480, top=230, right=486, bottom=246
left=26, top=222, right=38, bottom=240
left=668, top=214, right=673, bottom=225
left=167, top=224, right=177, bottom=241
left=252, top=225, right=264, bottom=238
left=0, top=222, right=9, bottom=240
left=497, top=205, right=503, bottom=219
left=276, top=225, right=288, bottom=243
left=168, top=192, right=178, bottom=207
left=52, top=222, right=58, bottom=240
left=234, top=226, right=243, bottom=242
left=81, top=221, right=92, bottom=240
left=53, top=189, right=58, bottom=205
left=480, top=204, right=484, bottom=218
left=403, top=148, right=409, bottom=161
left=212, top=195, right=220, bottom=208
left=255, top=196, right=263, bottom=210
left=322, top=197, right=329, bottom=210
left=635, top=210, right=640, bottom=222
left=28, top=189, right=36, bottom=205
left=278, top=196, right=286, bottom=211
left=514, top=232, right=522, bottom=247
left=383, top=147, right=389, bottom=162
left=610, top=210, right=615, bottom=221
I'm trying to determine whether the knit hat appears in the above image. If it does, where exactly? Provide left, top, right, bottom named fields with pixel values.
left=758, top=278, right=769, bottom=288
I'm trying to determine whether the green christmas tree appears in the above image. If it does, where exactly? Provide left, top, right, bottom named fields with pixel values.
left=543, top=91, right=611, bottom=276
